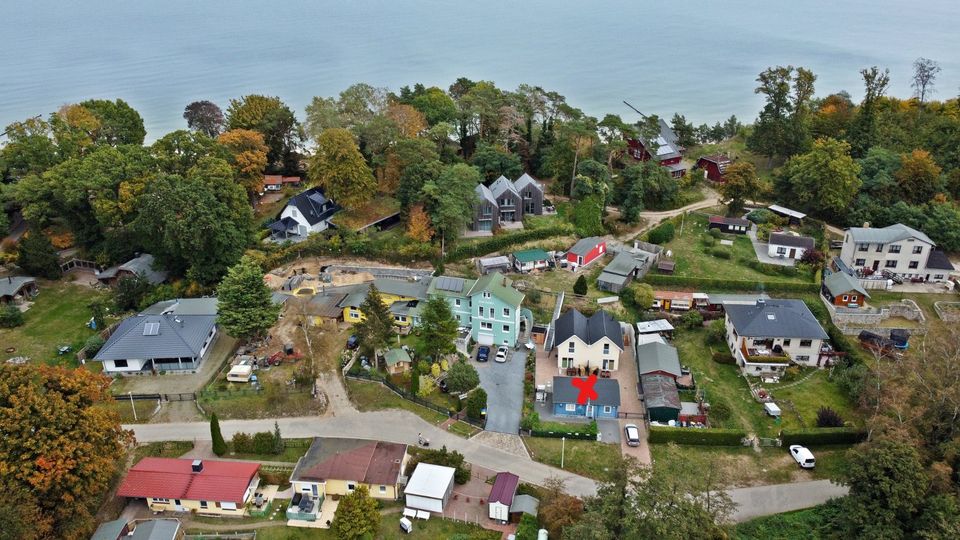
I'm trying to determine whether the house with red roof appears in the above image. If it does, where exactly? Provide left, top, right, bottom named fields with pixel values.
left=262, top=174, right=283, bottom=192
left=488, top=472, right=519, bottom=521
left=117, top=458, right=260, bottom=516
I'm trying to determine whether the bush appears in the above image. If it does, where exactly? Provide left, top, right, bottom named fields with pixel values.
left=83, top=334, right=106, bottom=355
left=701, top=236, right=717, bottom=248
left=709, top=400, right=732, bottom=423
left=466, top=388, right=487, bottom=421
left=516, top=513, right=540, bottom=540
left=526, top=288, right=542, bottom=304
left=446, top=361, right=480, bottom=393
left=252, top=431, right=276, bottom=454
left=707, top=319, right=727, bottom=344
left=780, top=427, right=867, bottom=446
left=648, top=426, right=746, bottom=445
left=520, top=412, right=540, bottom=431
left=573, top=275, right=588, bottom=295
left=444, top=225, right=576, bottom=263
left=677, top=310, right=704, bottom=330
left=647, top=222, right=676, bottom=244
left=711, top=351, right=737, bottom=365
left=710, top=247, right=731, bottom=259
left=644, top=274, right=819, bottom=293
left=708, top=228, right=723, bottom=239
left=232, top=432, right=254, bottom=453
left=406, top=446, right=471, bottom=484
left=0, top=304, right=25, bottom=328
left=746, top=208, right=778, bottom=224
left=816, top=407, right=845, bottom=428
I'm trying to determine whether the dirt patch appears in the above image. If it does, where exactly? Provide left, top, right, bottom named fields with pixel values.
left=149, top=401, right=204, bottom=423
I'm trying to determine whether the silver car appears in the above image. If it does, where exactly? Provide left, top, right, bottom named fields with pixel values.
left=495, top=346, right=509, bottom=363
left=624, top=424, right=641, bottom=447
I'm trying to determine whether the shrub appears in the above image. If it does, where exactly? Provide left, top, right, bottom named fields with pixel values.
left=251, top=431, right=276, bottom=454
left=711, top=351, right=737, bottom=365
left=466, top=388, right=487, bottom=421
left=417, top=376, right=435, bottom=397
left=647, top=222, right=676, bottom=244
left=526, top=288, right=542, bottom=304
left=648, top=426, right=746, bottom=445
left=430, top=363, right=441, bottom=378
left=708, top=228, right=723, bottom=239
left=573, top=275, right=588, bottom=295
left=232, top=432, right=254, bottom=453
left=701, top=236, right=716, bottom=248
left=0, top=305, right=25, bottom=328
left=677, top=310, right=704, bottom=330
left=710, top=247, right=731, bottom=259
left=520, top=412, right=540, bottom=431
left=816, top=407, right=845, bottom=428
left=446, top=361, right=480, bottom=393
left=746, top=208, right=777, bottom=224
left=780, top=427, right=867, bottom=446
left=709, top=400, right=732, bottom=423
left=405, top=446, right=471, bottom=484
left=707, top=319, right=727, bottom=344
left=516, top=513, right=540, bottom=540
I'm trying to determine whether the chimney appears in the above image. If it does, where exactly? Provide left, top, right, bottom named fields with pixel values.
left=191, top=459, right=203, bottom=473
left=175, top=317, right=183, bottom=327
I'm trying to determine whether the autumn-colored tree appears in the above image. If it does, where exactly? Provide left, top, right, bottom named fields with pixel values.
left=405, top=204, right=433, bottom=242
left=217, top=129, right=269, bottom=200
left=386, top=103, right=427, bottom=138
left=895, top=149, right=942, bottom=205
left=719, top=161, right=762, bottom=214
left=50, top=104, right=100, bottom=158
left=539, top=477, right=584, bottom=538
left=307, top=128, right=376, bottom=209
left=0, top=365, right=132, bottom=539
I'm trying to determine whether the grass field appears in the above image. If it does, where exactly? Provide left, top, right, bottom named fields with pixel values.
left=345, top=377, right=449, bottom=425
left=0, top=279, right=108, bottom=366
left=243, top=517, right=501, bottom=540
left=522, top=437, right=622, bottom=482
left=654, top=213, right=813, bottom=283
left=101, top=398, right=160, bottom=423
left=225, top=438, right=313, bottom=463
left=199, top=386, right=325, bottom=420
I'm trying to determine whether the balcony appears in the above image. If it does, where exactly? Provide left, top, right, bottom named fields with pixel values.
left=286, top=493, right=322, bottom=521
left=740, top=342, right=791, bottom=364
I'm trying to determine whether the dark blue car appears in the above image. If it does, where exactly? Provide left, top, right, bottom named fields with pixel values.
left=477, top=346, right=490, bottom=362
left=346, top=335, right=359, bottom=350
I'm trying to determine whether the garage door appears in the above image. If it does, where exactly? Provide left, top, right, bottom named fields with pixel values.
left=477, top=333, right=494, bottom=346
left=405, top=494, right=443, bottom=513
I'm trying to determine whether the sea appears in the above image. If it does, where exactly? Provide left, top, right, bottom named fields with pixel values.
left=3, top=0, right=959, bottom=141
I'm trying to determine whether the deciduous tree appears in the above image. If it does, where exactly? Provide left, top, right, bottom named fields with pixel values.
left=217, top=129, right=269, bottom=200
left=446, top=361, right=479, bottom=394
left=216, top=257, right=281, bottom=339
left=779, top=137, right=861, bottom=217
left=911, top=57, right=941, bottom=104
left=405, top=204, right=433, bottom=242
left=386, top=103, right=427, bottom=138
left=226, top=94, right=301, bottom=166
left=332, top=485, right=380, bottom=539
left=80, top=98, right=146, bottom=146
left=719, top=161, right=761, bottom=214
left=470, top=142, right=522, bottom=182
left=16, top=229, right=61, bottom=279
left=421, top=163, right=480, bottom=246
left=307, top=128, right=376, bottom=208
left=183, top=100, right=225, bottom=137
left=895, top=149, right=942, bottom=205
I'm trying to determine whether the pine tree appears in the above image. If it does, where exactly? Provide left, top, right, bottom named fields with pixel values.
left=216, top=257, right=281, bottom=340
left=573, top=275, right=588, bottom=295
left=272, top=421, right=285, bottom=454
left=354, top=284, right=393, bottom=355
left=16, top=229, right=61, bottom=279
left=210, top=413, right=227, bottom=456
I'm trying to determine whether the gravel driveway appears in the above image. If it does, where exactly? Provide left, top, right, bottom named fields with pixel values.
left=476, top=349, right=526, bottom=434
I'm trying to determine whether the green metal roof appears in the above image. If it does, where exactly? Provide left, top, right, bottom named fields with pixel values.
left=513, top=249, right=550, bottom=263
left=823, top=271, right=869, bottom=298
left=470, top=272, right=524, bottom=307
left=384, top=348, right=411, bottom=366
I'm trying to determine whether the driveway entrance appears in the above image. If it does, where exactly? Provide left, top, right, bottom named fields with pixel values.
left=476, top=349, right=525, bottom=434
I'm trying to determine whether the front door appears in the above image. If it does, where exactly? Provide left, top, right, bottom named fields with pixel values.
left=174, top=499, right=184, bottom=512
left=789, top=248, right=796, bottom=258
left=872, top=260, right=880, bottom=271
left=664, top=299, right=671, bottom=310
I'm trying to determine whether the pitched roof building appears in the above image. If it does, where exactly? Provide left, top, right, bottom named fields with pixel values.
left=118, top=458, right=259, bottom=509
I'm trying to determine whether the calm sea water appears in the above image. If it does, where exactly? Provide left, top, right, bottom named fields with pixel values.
left=3, top=0, right=959, bottom=140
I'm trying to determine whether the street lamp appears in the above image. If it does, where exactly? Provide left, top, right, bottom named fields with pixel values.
left=128, top=391, right=137, bottom=422
left=561, top=436, right=565, bottom=469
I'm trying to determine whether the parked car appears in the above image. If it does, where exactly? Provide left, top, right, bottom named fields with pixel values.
left=495, top=346, right=509, bottom=363
left=477, top=346, right=490, bottom=362
left=789, top=445, right=816, bottom=469
left=346, top=335, right=359, bottom=349
left=624, top=424, right=641, bottom=447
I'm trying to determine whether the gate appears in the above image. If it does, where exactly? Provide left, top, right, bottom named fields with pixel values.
left=163, top=393, right=197, bottom=402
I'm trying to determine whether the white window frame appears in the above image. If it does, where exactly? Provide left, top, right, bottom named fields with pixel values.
left=603, top=343, right=610, bottom=355
left=568, top=342, right=575, bottom=353
left=503, top=307, right=510, bottom=317
left=379, top=485, right=387, bottom=494
left=603, top=405, right=612, bottom=414
left=564, top=403, right=576, bottom=412
left=454, top=299, right=461, bottom=307
left=503, top=325, right=510, bottom=332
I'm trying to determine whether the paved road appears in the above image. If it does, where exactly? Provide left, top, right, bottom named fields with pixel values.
left=727, top=479, right=849, bottom=522
left=124, top=409, right=600, bottom=498
left=476, top=350, right=525, bottom=434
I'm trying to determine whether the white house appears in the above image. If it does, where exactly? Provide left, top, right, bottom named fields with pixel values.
left=554, top=309, right=624, bottom=372
left=725, top=299, right=829, bottom=375
left=267, top=187, right=340, bottom=240
left=767, top=233, right=814, bottom=261
left=838, top=223, right=954, bottom=282
left=404, top=463, right=455, bottom=513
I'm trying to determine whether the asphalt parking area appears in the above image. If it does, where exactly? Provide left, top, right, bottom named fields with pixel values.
left=475, top=348, right=526, bottom=434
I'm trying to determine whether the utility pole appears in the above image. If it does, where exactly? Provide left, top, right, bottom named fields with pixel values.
left=561, top=436, right=566, bottom=469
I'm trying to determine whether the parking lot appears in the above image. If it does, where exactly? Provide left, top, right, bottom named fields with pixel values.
left=475, top=347, right=526, bottom=434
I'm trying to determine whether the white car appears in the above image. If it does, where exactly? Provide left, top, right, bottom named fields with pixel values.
left=495, top=346, right=509, bottom=363
left=789, top=445, right=816, bottom=469
left=624, top=424, right=641, bottom=447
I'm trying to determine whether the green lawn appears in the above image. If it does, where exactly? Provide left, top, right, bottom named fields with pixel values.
left=199, top=387, right=325, bottom=420
left=131, top=441, right=195, bottom=463
left=522, top=437, right=622, bottom=482
left=246, top=517, right=500, bottom=540
left=0, top=279, right=109, bottom=366
left=447, top=420, right=481, bottom=438
left=226, top=438, right=312, bottom=463
left=345, top=378, right=449, bottom=425
left=653, top=213, right=813, bottom=283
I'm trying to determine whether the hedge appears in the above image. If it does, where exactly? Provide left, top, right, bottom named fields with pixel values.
left=712, top=352, right=737, bottom=365
left=648, top=426, right=746, bottom=446
left=444, top=224, right=576, bottom=263
left=644, top=274, right=819, bottom=293
left=780, top=427, right=868, bottom=446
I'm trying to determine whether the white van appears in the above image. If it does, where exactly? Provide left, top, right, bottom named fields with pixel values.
left=763, top=402, right=781, bottom=417
left=789, top=445, right=816, bottom=469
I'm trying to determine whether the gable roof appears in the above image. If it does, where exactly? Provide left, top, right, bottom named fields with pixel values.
left=510, top=494, right=540, bottom=516
left=725, top=299, right=828, bottom=339
left=636, top=340, right=682, bottom=378
left=513, top=249, right=551, bottom=264
left=926, top=250, right=955, bottom=271
left=641, top=374, right=681, bottom=410
left=428, top=275, right=477, bottom=298
left=709, top=215, right=751, bottom=228
left=373, top=277, right=431, bottom=300
left=0, top=276, right=35, bottom=297
left=603, top=251, right=646, bottom=277
left=286, top=187, right=340, bottom=226
left=554, top=309, right=623, bottom=350
left=99, top=253, right=168, bottom=285
left=468, top=272, right=524, bottom=307
left=140, top=297, right=218, bottom=316
left=553, top=376, right=620, bottom=407
left=513, top=173, right=542, bottom=194
left=769, top=233, right=815, bottom=250
left=846, top=223, right=933, bottom=246
left=293, top=439, right=407, bottom=486
left=488, top=472, right=519, bottom=506
left=475, top=183, right=497, bottom=206
left=568, top=237, right=603, bottom=256
left=91, top=519, right=128, bottom=540
left=94, top=313, right=216, bottom=362
left=697, top=154, right=732, bottom=166
left=490, top=176, right=520, bottom=199
left=117, top=458, right=259, bottom=504
left=823, top=271, right=869, bottom=298
left=638, top=119, right=683, bottom=161
left=129, top=520, right=181, bottom=540
left=384, top=348, right=411, bottom=367
left=263, top=175, right=283, bottom=186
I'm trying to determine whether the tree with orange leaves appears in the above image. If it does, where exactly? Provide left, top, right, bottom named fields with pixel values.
left=217, top=128, right=270, bottom=201
left=406, top=204, right=433, bottom=242
left=386, top=103, right=427, bottom=139
left=0, top=365, right=133, bottom=539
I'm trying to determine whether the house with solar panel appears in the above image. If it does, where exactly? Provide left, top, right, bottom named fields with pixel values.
left=427, top=272, right=525, bottom=346
left=266, top=187, right=340, bottom=241
left=627, top=119, right=687, bottom=178
left=93, top=298, right=219, bottom=374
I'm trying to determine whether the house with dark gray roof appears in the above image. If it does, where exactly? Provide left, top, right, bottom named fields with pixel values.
left=514, top=173, right=544, bottom=215
left=597, top=250, right=653, bottom=293
left=469, top=174, right=546, bottom=232
left=822, top=271, right=869, bottom=308
left=767, top=232, right=815, bottom=261
left=93, top=300, right=220, bottom=374
left=724, top=299, right=828, bottom=374
left=565, top=237, right=606, bottom=268
left=636, top=336, right=682, bottom=379
left=839, top=222, right=953, bottom=282
left=471, top=183, right=498, bottom=232
left=627, top=119, right=687, bottom=178
left=552, top=376, right=620, bottom=419
left=490, top=176, right=522, bottom=225
left=554, top=309, right=624, bottom=373
left=640, top=373, right=681, bottom=423
left=97, top=253, right=168, bottom=286
left=267, top=187, right=340, bottom=241
left=0, top=275, right=37, bottom=304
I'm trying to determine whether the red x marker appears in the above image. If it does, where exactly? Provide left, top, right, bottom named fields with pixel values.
left=571, top=373, right=598, bottom=405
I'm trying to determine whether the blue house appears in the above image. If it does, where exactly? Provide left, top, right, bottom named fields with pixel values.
left=427, top=272, right=525, bottom=346
left=551, top=376, right=620, bottom=419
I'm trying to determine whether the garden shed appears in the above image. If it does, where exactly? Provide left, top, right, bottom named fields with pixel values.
left=641, top=373, right=681, bottom=423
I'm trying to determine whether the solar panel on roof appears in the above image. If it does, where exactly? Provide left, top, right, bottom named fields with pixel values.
left=143, top=322, right=160, bottom=336
left=436, top=276, right=464, bottom=292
